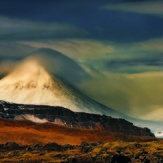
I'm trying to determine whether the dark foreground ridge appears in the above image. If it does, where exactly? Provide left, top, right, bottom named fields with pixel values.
left=0, top=141, right=163, bottom=163
left=0, top=100, right=155, bottom=137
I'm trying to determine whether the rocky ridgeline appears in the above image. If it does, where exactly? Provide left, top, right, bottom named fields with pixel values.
left=0, top=100, right=155, bottom=137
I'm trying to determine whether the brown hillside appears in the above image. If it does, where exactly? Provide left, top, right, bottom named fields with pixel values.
left=0, top=118, right=156, bottom=146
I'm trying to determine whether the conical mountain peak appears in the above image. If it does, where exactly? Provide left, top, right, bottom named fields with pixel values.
left=1, top=57, right=52, bottom=85
left=0, top=56, right=124, bottom=119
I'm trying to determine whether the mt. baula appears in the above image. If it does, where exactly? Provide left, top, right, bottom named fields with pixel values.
left=0, top=57, right=124, bottom=119
left=1, top=56, right=163, bottom=136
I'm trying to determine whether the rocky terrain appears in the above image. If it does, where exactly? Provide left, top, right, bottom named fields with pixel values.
left=0, top=100, right=154, bottom=137
left=0, top=140, right=163, bottom=163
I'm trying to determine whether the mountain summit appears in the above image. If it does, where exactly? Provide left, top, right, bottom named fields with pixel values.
left=0, top=58, right=124, bottom=118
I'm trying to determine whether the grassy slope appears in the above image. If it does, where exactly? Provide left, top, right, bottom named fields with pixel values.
left=0, top=118, right=156, bottom=146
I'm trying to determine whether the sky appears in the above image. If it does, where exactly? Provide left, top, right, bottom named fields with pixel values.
left=0, top=0, right=163, bottom=120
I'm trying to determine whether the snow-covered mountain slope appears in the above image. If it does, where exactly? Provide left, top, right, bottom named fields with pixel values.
left=0, top=57, right=125, bottom=118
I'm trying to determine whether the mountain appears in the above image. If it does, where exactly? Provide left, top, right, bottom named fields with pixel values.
left=0, top=100, right=155, bottom=137
left=0, top=57, right=125, bottom=119
left=0, top=57, right=163, bottom=136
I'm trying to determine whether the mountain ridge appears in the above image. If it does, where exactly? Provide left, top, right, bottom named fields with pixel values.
left=0, top=100, right=155, bottom=137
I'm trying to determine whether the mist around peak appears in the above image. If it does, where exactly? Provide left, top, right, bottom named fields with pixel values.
left=22, top=48, right=90, bottom=84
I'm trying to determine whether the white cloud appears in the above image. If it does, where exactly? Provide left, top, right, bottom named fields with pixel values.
left=101, top=1, right=163, bottom=16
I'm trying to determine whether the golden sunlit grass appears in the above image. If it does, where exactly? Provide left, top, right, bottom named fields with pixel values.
left=1, top=152, right=51, bottom=163
left=1, top=142, right=163, bottom=163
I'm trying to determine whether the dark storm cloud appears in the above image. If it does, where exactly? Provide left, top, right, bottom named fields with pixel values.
left=0, top=0, right=163, bottom=42
left=105, top=52, right=163, bottom=73
left=107, top=56, right=163, bottom=67
left=0, top=17, right=86, bottom=41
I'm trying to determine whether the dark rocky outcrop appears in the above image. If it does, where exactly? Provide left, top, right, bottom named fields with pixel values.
left=1, top=142, right=26, bottom=151
left=111, top=154, right=131, bottom=163
left=0, top=100, right=155, bottom=137
left=42, top=142, right=62, bottom=151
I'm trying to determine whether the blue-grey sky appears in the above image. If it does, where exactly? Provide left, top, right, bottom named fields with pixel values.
left=0, top=0, right=163, bottom=42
